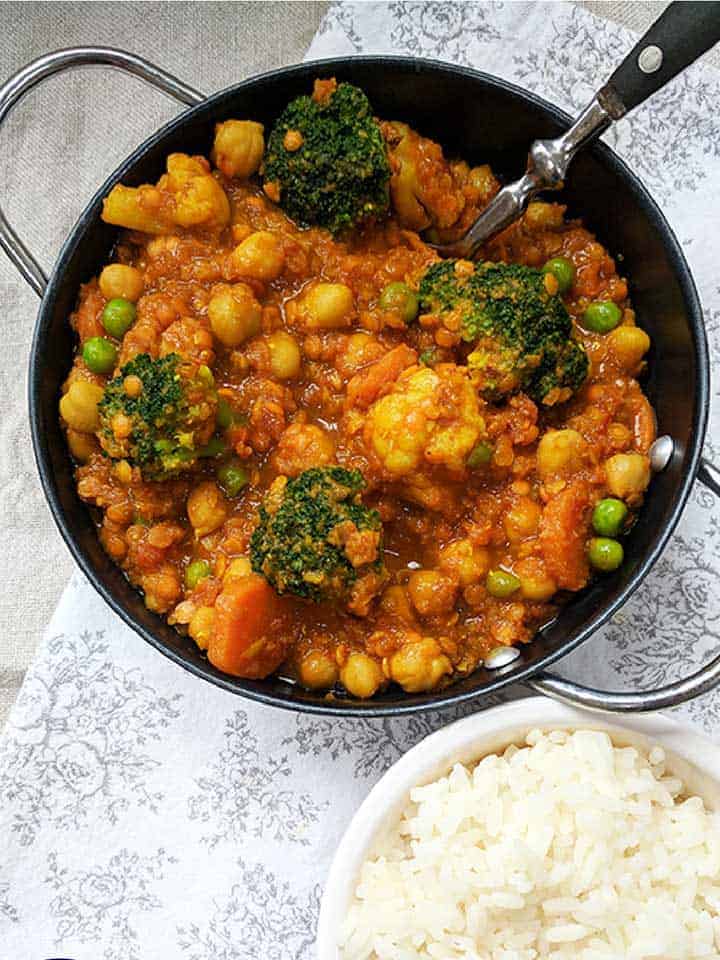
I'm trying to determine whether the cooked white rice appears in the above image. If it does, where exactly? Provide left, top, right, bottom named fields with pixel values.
left=339, top=728, right=720, bottom=959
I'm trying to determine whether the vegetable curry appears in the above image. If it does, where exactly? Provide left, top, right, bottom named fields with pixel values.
left=60, top=78, right=655, bottom=699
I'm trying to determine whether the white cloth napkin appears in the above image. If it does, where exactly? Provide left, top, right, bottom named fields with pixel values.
left=3, top=3, right=720, bottom=957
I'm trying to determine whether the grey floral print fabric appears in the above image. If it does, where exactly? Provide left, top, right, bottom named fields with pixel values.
left=2, top=3, right=720, bottom=957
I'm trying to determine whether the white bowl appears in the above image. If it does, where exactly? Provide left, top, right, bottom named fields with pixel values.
left=317, top=695, right=720, bottom=959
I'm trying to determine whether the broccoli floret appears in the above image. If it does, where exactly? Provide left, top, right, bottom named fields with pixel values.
left=250, top=466, right=384, bottom=603
left=263, top=80, right=390, bottom=236
left=97, top=353, right=218, bottom=480
left=418, top=260, right=589, bottom=405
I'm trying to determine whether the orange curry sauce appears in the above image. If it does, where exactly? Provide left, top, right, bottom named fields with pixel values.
left=60, top=82, right=655, bottom=699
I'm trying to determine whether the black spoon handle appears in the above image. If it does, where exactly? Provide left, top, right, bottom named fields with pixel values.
left=600, top=1, right=720, bottom=118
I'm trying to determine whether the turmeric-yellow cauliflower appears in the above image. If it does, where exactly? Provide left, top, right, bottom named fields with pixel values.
left=102, top=153, right=230, bottom=235
left=364, top=364, right=486, bottom=477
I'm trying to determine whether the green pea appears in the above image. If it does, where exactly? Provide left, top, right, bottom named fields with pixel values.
left=543, top=256, right=575, bottom=294
left=216, top=398, right=234, bottom=430
left=467, top=441, right=494, bottom=468
left=419, top=348, right=437, bottom=367
left=101, top=298, right=136, bottom=338
left=185, top=559, right=211, bottom=589
left=588, top=537, right=624, bottom=572
left=592, top=498, right=628, bottom=537
left=583, top=300, right=622, bottom=334
left=217, top=461, right=249, bottom=497
left=486, top=569, right=521, bottom=598
left=198, top=435, right=227, bottom=458
left=82, top=336, right=117, bottom=374
left=197, top=364, right=215, bottom=387
left=378, top=282, right=419, bottom=323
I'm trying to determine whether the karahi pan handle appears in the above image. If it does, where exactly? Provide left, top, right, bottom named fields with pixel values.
left=530, top=456, right=720, bottom=713
left=0, top=46, right=204, bottom=297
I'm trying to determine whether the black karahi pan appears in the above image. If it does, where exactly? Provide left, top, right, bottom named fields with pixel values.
left=4, top=48, right=719, bottom=716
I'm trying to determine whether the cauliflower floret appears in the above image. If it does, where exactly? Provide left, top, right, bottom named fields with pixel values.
left=102, top=153, right=230, bottom=234
left=364, top=364, right=485, bottom=477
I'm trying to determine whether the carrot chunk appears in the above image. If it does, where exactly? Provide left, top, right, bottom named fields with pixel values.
left=346, top=344, right=417, bottom=410
left=209, top=574, right=290, bottom=679
left=540, top=480, right=591, bottom=592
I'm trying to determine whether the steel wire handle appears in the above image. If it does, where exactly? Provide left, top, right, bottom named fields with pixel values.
left=0, top=46, right=205, bottom=297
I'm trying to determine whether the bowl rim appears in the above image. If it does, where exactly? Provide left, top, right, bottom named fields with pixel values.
left=28, top=55, right=709, bottom=716
left=316, top=695, right=720, bottom=957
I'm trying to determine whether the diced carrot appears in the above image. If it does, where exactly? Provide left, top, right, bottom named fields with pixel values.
left=208, top=574, right=290, bottom=679
left=539, top=480, right=591, bottom=591
left=346, top=344, right=417, bottom=410
left=71, top=281, right=106, bottom=343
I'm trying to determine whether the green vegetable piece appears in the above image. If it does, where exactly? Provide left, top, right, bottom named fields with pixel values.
left=263, top=82, right=391, bottom=235
left=592, top=498, right=628, bottom=537
left=419, top=348, right=438, bottom=367
left=588, top=537, right=624, bottom=572
left=83, top=336, right=118, bottom=374
left=216, top=398, right=234, bottom=430
left=198, top=435, right=227, bottom=458
left=486, top=569, right=521, bottom=598
left=197, top=364, right=214, bottom=387
left=185, top=559, right=211, bottom=589
left=97, top=353, right=218, bottom=480
left=250, top=465, right=384, bottom=603
left=378, top=282, right=419, bottom=323
left=102, top=298, right=136, bottom=338
left=583, top=300, right=622, bottom=334
left=467, top=441, right=494, bottom=468
left=218, top=461, right=249, bottom=497
left=542, top=256, right=575, bottom=294
left=418, top=259, right=589, bottom=406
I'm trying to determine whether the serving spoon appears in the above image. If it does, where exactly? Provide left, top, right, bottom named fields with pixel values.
left=436, top=1, right=720, bottom=258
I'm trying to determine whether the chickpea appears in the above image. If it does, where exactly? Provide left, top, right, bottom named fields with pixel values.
left=298, top=282, right=354, bottom=330
left=407, top=570, right=458, bottom=617
left=514, top=557, right=557, bottom=602
left=438, top=539, right=490, bottom=587
left=65, top=428, right=97, bottom=462
left=389, top=638, right=452, bottom=693
left=59, top=380, right=104, bottom=433
left=340, top=652, right=384, bottom=699
left=504, top=497, right=542, bottom=543
left=212, top=120, right=264, bottom=179
left=228, top=231, right=285, bottom=282
left=223, top=557, right=253, bottom=583
left=208, top=284, right=262, bottom=347
left=299, top=650, right=339, bottom=690
left=187, top=481, right=228, bottom=537
left=537, top=428, right=587, bottom=479
left=188, top=606, right=215, bottom=651
left=267, top=330, right=302, bottom=379
left=99, top=263, right=144, bottom=302
left=606, top=325, right=651, bottom=373
left=604, top=452, right=651, bottom=502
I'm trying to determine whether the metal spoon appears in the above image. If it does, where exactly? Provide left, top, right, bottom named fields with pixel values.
left=435, top=1, right=720, bottom=258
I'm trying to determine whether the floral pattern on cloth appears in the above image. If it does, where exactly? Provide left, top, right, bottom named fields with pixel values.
left=2, top=4, right=720, bottom=958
